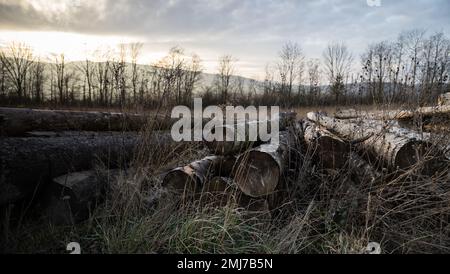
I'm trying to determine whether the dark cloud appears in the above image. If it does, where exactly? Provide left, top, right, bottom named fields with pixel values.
left=0, top=0, right=449, bottom=77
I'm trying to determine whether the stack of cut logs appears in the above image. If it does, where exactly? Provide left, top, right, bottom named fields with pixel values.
left=162, top=112, right=299, bottom=219
left=1, top=94, right=449, bottom=225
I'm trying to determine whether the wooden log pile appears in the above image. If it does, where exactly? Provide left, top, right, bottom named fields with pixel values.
left=0, top=107, right=213, bottom=136
left=162, top=103, right=448, bottom=220
left=1, top=103, right=448, bottom=225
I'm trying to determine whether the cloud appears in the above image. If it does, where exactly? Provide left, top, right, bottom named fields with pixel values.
left=0, top=0, right=449, bottom=77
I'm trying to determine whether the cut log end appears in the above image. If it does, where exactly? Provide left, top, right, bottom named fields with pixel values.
left=235, top=150, right=280, bottom=198
left=394, top=140, right=437, bottom=172
left=162, top=167, right=198, bottom=194
left=44, top=170, right=111, bottom=225
left=304, top=122, right=349, bottom=169
left=317, top=135, right=349, bottom=169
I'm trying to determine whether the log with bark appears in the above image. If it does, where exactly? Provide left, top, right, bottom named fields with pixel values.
left=204, top=112, right=297, bottom=155
left=307, top=112, right=441, bottom=172
left=302, top=120, right=350, bottom=169
left=204, top=124, right=257, bottom=155
left=44, top=169, right=122, bottom=225
left=162, top=156, right=237, bottom=195
left=0, top=131, right=172, bottom=205
left=334, top=108, right=411, bottom=120
left=233, top=131, right=296, bottom=198
left=400, top=105, right=450, bottom=128
left=0, top=107, right=175, bottom=136
left=350, top=118, right=450, bottom=164
left=334, top=105, right=450, bottom=126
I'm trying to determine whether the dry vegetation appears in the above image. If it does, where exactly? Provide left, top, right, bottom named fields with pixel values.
left=1, top=102, right=449, bottom=254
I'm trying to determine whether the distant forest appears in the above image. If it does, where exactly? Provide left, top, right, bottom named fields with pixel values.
left=0, top=29, right=449, bottom=109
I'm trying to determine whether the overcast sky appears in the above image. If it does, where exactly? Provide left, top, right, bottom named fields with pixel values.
left=0, top=0, right=449, bottom=79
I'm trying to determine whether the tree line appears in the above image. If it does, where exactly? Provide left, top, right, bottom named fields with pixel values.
left=0, top=29, right=449, bottom=109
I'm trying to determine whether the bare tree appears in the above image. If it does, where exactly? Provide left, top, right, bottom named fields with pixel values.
left=130, top=42, right=143, bottom=105
left=390, top=33, right=408, bottom=101
left=235, top=76, right=245, bottom=103
left=373, top=41, right=393, bottom=104
left=139, top=69, right=149, bottom=105
left=183, top=53, right=202, bottom=104
left=297, top=59, right=306, bottom=98
left=263, top=64, right=274, bottom=95
left=420, top=32, right=449, bottom=101
left=0, top=59, right=5, bottom=98
left=111, top=45, right=127, bottom=107
left=94, top=49, right=112, bottom=106
left=0, top=42, right=34, bottom=101
left=153, top=46, right=187, bottom=106
left=31, top=58, right=45, bottom=103
left=307, top=59, right=321, bottom=105
left=323, top=42, right=353, bottom=104
left=402, top=29, right=425, bottom=100
left=54, top=53, right=66, bottom=104
left=216, top=54, right=236, bottom=103
left=79, top=58, right=94, bottom=104
left=278, top=41, right=304, bottom=103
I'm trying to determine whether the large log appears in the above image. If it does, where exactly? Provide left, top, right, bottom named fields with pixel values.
left=234, top=131, right=295, bottom=198
left=303, top=120, right=350, bottom=169
left=0, top=107, right=175, bottom=136
left=346, top=118, right=450, bottom=163
left=204, top=124, right=257, bottom=155
left=204, top=112, right=297, bottom=155
left=162, top=156, right=236, bottom=194
left=335, top=105, right=450, bottom=123
left=334, top=108, right=411, bottom=120
left=44, top=169, right=122, bottom=225
left=307, top=112, right=439, bottom=171
left=0, top=132, right=171, bottom=205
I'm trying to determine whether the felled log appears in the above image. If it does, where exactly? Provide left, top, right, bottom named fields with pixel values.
left=347, top=118, right=450, bottom=164
left=303, top=121, right=350, bottom=169
left=204, top=112, right=297, bottom=155
left=335, top=105, right=450, bottom=124
left=234, top=131, right=294, bottom=198
left=334, top=108, right=410, bottom=120
left=204, top=124, right=256, bottom=155
left=0, top=132, right=172, bottom=205
left=307, top=112, right=438, bottom=171
left=162, top=156, right=236, bottom=194
left=0, top=107, right=175, bottom=136
left=44, top=169, right=122, bottom=225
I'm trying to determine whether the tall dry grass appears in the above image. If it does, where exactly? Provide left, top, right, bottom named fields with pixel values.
left=1, top=102, right=449, bottom=254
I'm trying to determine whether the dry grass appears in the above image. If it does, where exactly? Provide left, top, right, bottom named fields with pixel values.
left=1, top=104, right=449, bottom=254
